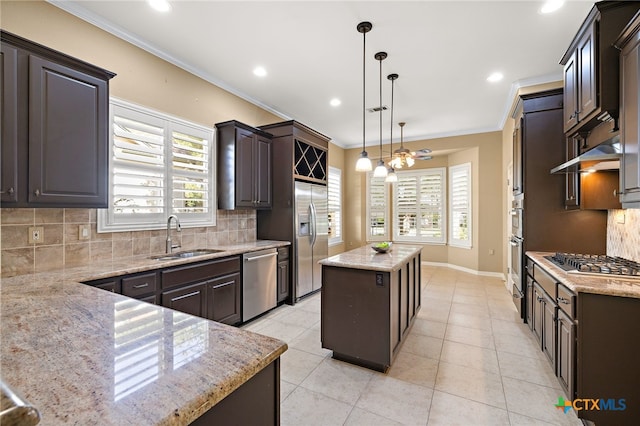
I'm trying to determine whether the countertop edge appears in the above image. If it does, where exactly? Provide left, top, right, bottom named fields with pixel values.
left=319, top=244, right=423, bottom=272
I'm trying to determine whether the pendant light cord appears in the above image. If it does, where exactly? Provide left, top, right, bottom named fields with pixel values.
left=362, top=28, right=366, bottom=154
left=379, top=55, right=383, bottom=160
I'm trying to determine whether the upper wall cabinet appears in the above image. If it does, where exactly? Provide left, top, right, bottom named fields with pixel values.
left=216, top=120, right=273, bottom=210
left=616, top=11, right=640, bottom=208
left=0, top=31, right=115, bottom=208
left=560, top=2, right=640, bottom=135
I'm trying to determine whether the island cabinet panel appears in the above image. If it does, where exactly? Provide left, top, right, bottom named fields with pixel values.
left=320, top=247, right=422, bottom=372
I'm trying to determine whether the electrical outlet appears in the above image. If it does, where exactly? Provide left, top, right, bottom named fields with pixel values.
left=79, top=224, right=91, bottom=240
left=28, top=226, right=44, bottom=244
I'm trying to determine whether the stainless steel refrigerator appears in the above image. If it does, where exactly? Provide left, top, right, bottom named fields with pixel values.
left=294, top=181, right=328, bottom=299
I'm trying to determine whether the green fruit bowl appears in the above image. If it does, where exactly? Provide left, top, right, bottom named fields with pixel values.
left=371, top=242, right=392, bottom=253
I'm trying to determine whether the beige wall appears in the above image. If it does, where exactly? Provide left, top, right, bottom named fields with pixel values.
left=328, top=142, right=346, bottom=256
left=0, top=0, right=282, bottom=129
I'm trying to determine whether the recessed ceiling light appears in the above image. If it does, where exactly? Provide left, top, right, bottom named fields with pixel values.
left=540, top=0, right=565, bottom=14
left=487, top=72, right=503, bottom=83
left=330, top=98, right=341, bottom=107
left=253, top=66, right=267, bottom=77
left=147, top=0, right=171, bottom=13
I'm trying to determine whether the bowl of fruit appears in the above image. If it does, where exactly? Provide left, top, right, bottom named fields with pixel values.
left=371, top=241, right=392, bottom=253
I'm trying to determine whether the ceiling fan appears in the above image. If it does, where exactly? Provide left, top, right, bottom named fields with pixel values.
left=388, top=122, right=432, bottom=169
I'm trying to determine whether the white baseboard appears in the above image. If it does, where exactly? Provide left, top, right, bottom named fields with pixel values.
left=421, top=260, right=506, bottom=281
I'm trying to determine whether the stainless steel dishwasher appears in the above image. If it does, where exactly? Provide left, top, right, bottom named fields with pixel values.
left=242, top=248, right=277, bottom=322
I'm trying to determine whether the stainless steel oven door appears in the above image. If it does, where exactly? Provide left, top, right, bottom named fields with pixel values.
left=511, top=199, right=523, bottom=238
left=510, top=236, right=524, bottom=316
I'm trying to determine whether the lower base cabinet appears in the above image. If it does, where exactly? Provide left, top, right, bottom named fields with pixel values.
left=277, top=247, right=290, bottom=303
left=207, top=273, right=241, bottom=325
left=556, top=308, right=575, bottom=398
left=161, top=282, right=207, bottom=318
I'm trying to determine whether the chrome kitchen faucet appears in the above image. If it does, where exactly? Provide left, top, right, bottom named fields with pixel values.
left=166, top=215, right=182, bottom=254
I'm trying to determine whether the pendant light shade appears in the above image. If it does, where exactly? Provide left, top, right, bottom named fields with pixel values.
left=385, top=73, right=398, bottom=183
left=373, top=51, right=388, bottom=178
left=355, top=21, right=373, bottom=172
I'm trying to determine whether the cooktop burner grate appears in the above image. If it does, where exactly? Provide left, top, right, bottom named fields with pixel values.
left=545, top=253, right=640, bottom=277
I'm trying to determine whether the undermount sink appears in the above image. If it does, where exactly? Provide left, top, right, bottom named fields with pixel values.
left=150, top=249, right=226, bottom=261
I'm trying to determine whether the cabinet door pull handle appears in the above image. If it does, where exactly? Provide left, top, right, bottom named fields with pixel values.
left=7, top=187, right=14, bottom=195
left=557, top=296, right=570, bottom=304
left=133, top=283, right=149, bottom=289
left=536, top=296, right=544, bottom=302
left=34, top=189, right=40, bottom=197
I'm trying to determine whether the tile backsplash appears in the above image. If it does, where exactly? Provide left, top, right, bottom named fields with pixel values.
left=0, top=208, right=256, bottom=278
left=607, top=209, right=640, bottom=262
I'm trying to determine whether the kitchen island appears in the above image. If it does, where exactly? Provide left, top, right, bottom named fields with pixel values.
left=0, top=242, right=288, bottom=425
left=319, top=244, right=422, bottom=372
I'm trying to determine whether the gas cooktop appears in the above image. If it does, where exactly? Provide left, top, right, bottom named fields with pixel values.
left=545, top=252, right=640, bottom=278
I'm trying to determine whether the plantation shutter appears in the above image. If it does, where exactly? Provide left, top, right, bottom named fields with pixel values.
left=328, top=167, right=342, bottom=244
left=449, top=163, right=472, bottom=247
left=171, top=127, right=210, bottom=215
left=367, top=173, right=389, bottom=241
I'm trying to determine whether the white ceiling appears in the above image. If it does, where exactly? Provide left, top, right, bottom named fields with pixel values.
left=50, top=0, right=594, bottom=148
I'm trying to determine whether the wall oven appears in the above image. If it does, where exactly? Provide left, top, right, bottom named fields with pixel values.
left=510, top=198, right=524, bottom=317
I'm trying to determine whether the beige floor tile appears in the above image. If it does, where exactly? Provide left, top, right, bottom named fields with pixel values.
left=401, top=333, right=444, bottom=360
left=439, top=340, right=499, bottom=374
left=434, top=362, right=506, bottom=409
left=274, top=308, right=321, bottom=329
left=490, top=317, right=532, bottom=338
left=444, top=324, right=495, bottom=349
left=280, top=380, right=297, bottom=402
left=255, top=319, right=308, bottom=343
left=446, top=311, right=493, bottom=331
left=300, top=357, right=375, bottom=405
left=453, top=286, right=487, bottom=297
left=296, top=295, right=322, bottom=313
left=344, top=407, right=403, bottom=426
left=493, top=330, right=547, bottom=361
left=502, top=377, right=582, bottom=426
left=387, top=351, right=439, bottom=388
left=410, top=318, right=448, bottom=339
left=280, top=347, right=325, bottom=385
left=497, top=350, right=561, bottom=389
left=449, top=302, right=490, bottom=318
left=427, top=390, right=510, bottom=426
left=356, top=375, right=432, bottom=425
left=422, top=287, right=454, bottom=302
left=416, top=302, right=451, bottom=323
left=289, top=328, right=332, bottom=358
left=508, top=412, right=558, bottom=425
left=281, top=387, right=353, bottom=426
left=452, top=293, right=489, bottom=306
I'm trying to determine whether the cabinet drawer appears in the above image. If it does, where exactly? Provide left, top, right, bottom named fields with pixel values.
left=277, top=247, right=289, bottom=261
left=525, top=257, right=535, bottom=278
left=533, top=264, right=556, bottom=298
left=557, top=283, right=576, bottom=319
left=162, top=256, right=241, bottom=289
left=122, top=272, right=157, bottom=298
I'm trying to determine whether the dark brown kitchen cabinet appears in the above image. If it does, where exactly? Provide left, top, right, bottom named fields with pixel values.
left=162, top=282, right=207, bottom=318
left=560, top=2, right=640, bottom=134
left=617, top=11, right=640, bottom=208
left=122, top=272, right=158, bottom=299
left=84, top=277, right=121, bottom=294
left=207, top=273, right=241, bottom=325
left=0, top=31, right=115, bottom=208
left=556, top=307, right=575, bottom=398
left=564, top=135, right=581, bottom=209
left=0, top=42, right=19, bottom=203
left=512, top=117, right=523, bottom=196
left=277, top=247, right=290, bottom=303
left=216, top=120, right=272, bottom=210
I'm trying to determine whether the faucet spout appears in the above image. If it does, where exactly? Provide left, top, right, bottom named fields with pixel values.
left=166, top=215, right=182, bottom=254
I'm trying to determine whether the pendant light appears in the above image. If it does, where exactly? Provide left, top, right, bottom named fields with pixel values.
left=373, top=51, right=388, bottom=178
left=385, top=73, right=398, bottom=183
left=355, top=21, right=373, bottom=172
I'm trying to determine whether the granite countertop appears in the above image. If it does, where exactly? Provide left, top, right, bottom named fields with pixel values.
left=320, top=244, right=423, bottom=272
left=527, top=251, right=640, bottom=299
left=0, top=240, right=289, bottom=425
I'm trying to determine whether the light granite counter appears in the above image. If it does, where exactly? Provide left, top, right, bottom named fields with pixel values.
left=527, top=251, right=640, bottom=299
left=0, top=240, right=289, bottom=425
left=319, top=244, right=423, bottom=272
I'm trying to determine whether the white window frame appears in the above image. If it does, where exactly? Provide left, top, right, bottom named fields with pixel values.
left=327, top=166, right=343, bottom=246
left=449, top=162, right=472, bottom=248
left=366, top=172, right=390, bottom=242
left=393, top=168, right=446, bottom=244
left=98, top=98, right=215, bottom=232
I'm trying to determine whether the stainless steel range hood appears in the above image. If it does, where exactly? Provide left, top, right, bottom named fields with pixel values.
left=550, top=135, right=621, bottom=174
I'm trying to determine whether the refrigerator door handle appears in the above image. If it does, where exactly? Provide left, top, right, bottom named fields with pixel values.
left=309, top=202, right=317, bottom=246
